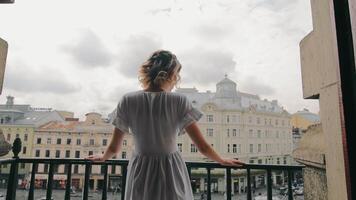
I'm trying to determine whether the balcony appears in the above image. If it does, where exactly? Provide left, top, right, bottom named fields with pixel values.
left=0, top=138, right=304, bottom=200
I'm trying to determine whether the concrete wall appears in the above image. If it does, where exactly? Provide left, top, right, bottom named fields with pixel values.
left=303, top=167, right=328, bottom=200
left=300, top=0, right=349, bottom=199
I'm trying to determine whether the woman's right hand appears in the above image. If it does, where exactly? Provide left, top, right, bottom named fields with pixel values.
left=219, top=158, right=245, bottom=167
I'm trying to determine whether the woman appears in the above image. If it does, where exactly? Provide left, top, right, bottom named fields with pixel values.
left=86, top=50, right=244, bottom=200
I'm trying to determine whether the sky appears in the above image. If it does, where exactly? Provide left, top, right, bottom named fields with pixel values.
left=0, top=0, right=319, bottom=118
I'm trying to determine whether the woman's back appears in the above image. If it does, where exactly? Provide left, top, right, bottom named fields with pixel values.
left=117, top=90, right=193, bottom=154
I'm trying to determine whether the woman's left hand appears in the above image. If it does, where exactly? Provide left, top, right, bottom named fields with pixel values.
left=85, top=154, right=105, bottom=162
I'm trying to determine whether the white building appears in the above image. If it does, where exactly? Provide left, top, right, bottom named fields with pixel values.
left=175, top=76, right=294, bottom=193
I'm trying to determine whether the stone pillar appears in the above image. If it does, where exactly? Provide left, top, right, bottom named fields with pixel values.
left=299, top=0, right=351, bottom=199
left=0, top=37, right=7, bottom=95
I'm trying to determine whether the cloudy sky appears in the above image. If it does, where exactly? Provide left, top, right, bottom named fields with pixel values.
left=0, top=0, right=319, bottom=118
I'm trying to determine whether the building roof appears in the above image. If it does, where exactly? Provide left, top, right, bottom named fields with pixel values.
left=293, top=109, right=320, bottom=122
left=175, top=76, right=287, bottom=114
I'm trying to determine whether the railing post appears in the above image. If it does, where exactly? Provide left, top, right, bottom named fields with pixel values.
left=46, top=163, right=54, bottom=200
left=121, top=164, right=127, bottom=200
left=102, top=164, right=108, bottom=200
left=247, top=168, right=252, bottom=200
left=28, top=163, right=38, bottom=200
left=267, top=169, right=273, bottom=200
left=287, top=170, right=294, bottom=200
left=65, top=163, right=72, bottom=200
left=6, top=138, right=21, bottom=200
left=207, top=168, right=211, bottom=200
left=226, top=167, right=231, bottom=200
left=83, top=163, right=91, bottom=200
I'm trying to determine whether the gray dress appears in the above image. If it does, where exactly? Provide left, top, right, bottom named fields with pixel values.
left=112, top=90, right=203, bottom=200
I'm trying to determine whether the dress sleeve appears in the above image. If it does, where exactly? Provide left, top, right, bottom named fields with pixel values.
left=178, top=95, right=203, bottom=136
left=112, top=96, right=130, bottom=134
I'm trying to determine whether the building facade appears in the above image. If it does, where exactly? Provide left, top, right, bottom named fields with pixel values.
left=0, top=96, right=69, bottom=188
left=174, top=76, right=294, bottom=193
left=33, top=112, right=134, bottom=191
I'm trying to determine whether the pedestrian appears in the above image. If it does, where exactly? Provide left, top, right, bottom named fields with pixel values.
left=86, top=50, right=244, bottom=200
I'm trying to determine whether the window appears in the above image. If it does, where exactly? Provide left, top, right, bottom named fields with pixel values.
left=122, top=151, right=126, bottom=159
left=88, top=151, right=93, bottom=156
left=233, top=144, right=237, bottom=153
left=276, top=131, right=279, bottom=138
left=264, top=118, right=267, bottom=125
left=233, top=129, right=237, bottom=137
left=57, top=138, right=61, bottom=145
left=54, top=165, right=59, bottom=173
left=226, top=115, right=230, bottom=123
left=226, top=129, right=230, bottom=137
left=257, top=130, right=261, bottom=138
left=275, top=119, right=279, bottom=126
left=249, top=160, right=254, bottom=164
left=24, top=134, right=28, bottom=141
left=283, top=157, right=287, bottom=164
left=35, top=150, right=40, bottom=157
left=44, top=164, right=49, bottom=173
left=16, top=134, right=19, bottom=138
left=249, top=144, right=253, bottom=153
left=20, top=163, right=25, bottom=169
left=177, top=143, right=182, bottom=152
left=190, top=144, right=198, bottom=153
left=227, top=144, right=230, bottom=153
left=248, top=116, right=252, bottom=123
left=249, top=129, right=253, bottom=138
left=22, top=147, right=27, bottom=154
left=238, top=144, right=241, bottom=153
left=76, top=139, right=81, bottom=145
left=206, top=115, right=214, bottom=122
left=90, top=139, right=94, bottom=145
left=100, top=165, right=106, bottom=174
left=67, top=138, right=71, bottom=145
left=45, top=150, right=50, bottom=157
left=74, top=165, right=79, bottom=173
left=258, top=144, right=262, bottom=153
left=65, top=150, right=70, bottom=158
left=206, top=128, right=213, bottom=136
left=123, top=140, right=127, bottom=146
left=75, top=151, right=80, bottom=158
left=232, top=115, right=237, bottom=123
left=37, top=138, right=41, bottom=144
left=258, top=159, right=262, bottom=164
left=277, top=158, right=280, bottom=164
left=103, top=139, right=107, bottom=146
left=47, top=138, right=51, bottom=144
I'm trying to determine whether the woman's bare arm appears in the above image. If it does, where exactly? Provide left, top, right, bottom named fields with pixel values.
left=185, top=122, right=244, bottom=167
left=86, top=128, right=125, bottom=161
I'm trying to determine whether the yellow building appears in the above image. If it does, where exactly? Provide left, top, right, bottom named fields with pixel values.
left=0, top=96, right=67, bottom=187
left=33, top=112, right=134, bottom=190
left=291, top=109, right=320, bottom=131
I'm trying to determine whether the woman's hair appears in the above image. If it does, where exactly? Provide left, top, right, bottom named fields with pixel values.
left=138, top=50, right=181, bottom=89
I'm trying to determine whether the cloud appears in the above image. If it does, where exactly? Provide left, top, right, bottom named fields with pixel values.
left=249, top=0, right=297, bottom=12
left=116, top=34, right=162, bottom=78
left=4, top=63, right=80, bottom=94
left=239, top=76, right=275, bottom=96
left=178, top=48, right=237, bottom=85
left=61, top=30, right=113, bottom=68
left=192, top=23, right=235, bottom=41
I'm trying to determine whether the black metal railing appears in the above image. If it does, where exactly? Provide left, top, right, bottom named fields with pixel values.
left=0, top=138, right=304, bottom=200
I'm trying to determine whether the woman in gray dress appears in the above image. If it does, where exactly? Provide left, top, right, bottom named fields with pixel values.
left=86, top=50, right=244, bottom=200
